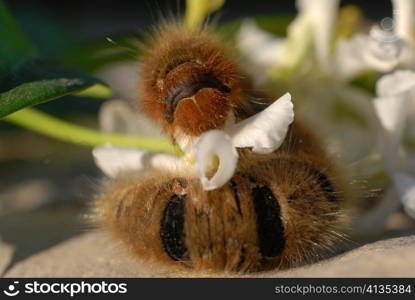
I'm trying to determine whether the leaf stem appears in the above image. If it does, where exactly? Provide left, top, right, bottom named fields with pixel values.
left=184, top=0, right=225, bottom=30
left=3, top=108, right=183, bottom=156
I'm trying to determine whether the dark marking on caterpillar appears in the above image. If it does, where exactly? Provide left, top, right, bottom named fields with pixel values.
left=160, top=194, right=189, bottom=261
left=230, top=180, right=243, bottom=216
left=115, top=190, right=133, bottom=221
left=164, top=57, right=196, bottom=76
left=251, top=185, right=285, bottom=257
left=309, top=167, right=337, bottom=203
left=164, top=72, right=231, bottom=123
left=236, top=246, right=247, bottom=270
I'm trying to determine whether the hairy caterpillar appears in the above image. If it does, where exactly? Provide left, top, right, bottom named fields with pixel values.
left=93, top=22, right=348, bottom=273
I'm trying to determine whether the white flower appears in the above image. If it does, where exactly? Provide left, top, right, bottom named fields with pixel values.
left=93, top=144, right=187, bottom=178
left=352, top=70, right=415, bottom=231
left=194, top=130, right=238, bottom=191
left=373, top=70, right=415, bottom=169
left=227, top=93, right=294, bottom=154
left=237, top=0, right=415, bottom=81
left=236, top=20, right=285, bottom=83
left=237, top=0, right=340, bottom=79
left=392, top=0, right=415, bottom=45
left=333, top=29, right=403, bottom=81
left=296, top=0, right=340, bottom=71
left=93, top=93, right=294, bottom=191
left=237, top=20, right=284, bottom=69
left=237, top=12, right=382, bottom=164
left=98, top=99, right=163, bottom=137
left=97, top=62, right=140, bottom=102
left=372, top=70, right=415, bottom=218
left=92, top=100, right=184, bottom=177
left=195, top=93, right=294, bottom=190
left=276, top=0, right=339, bottom=73
left=392, top=0, right=415, bottom=67
left=334, top=0, right=415, bottom=80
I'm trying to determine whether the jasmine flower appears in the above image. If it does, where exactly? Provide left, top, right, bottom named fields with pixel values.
left=93, top=94, right=294, bottom=191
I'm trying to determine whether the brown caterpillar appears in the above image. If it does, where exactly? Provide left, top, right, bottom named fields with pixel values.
left=93, top=22, right=348, bottom=273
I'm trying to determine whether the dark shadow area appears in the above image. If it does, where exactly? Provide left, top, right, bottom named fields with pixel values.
left=0, top=147, right=97, bottom=277
left=5, top=0, right=393, bottom=42
left=0, top=203, right=86, bottom=277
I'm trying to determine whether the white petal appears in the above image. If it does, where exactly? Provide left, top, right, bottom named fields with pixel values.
left=373, top=71, right=415, bottom=169
left=333, top=35, right=367, bottom=80
left=373, top=95, right=408, bottom=170
left=194, top=130, right=238, bottom=191
left=376, top=69, right=415, bottom=97
left=297, top=0, right=340, bottom=70
left=93, top=144, right=186, bottom=178
left=334, top=32, right=401, bottom=80
left=237, top=19, right=284, bottom=68
left=373, top=95, right=408, bottom=134
left=236, top=19, right=285, bottom=84
left=392, top=172, right=415, bottom=219
left=99, top=100, right=137, bottom=134
left=97, top=62, right=140, bottom=101
left=373, top=71, right=415, bottom=150
left=277, top=12, right=313, bottom=74
left=93, top=144, right=147, bottom=177
left=392, top=0, right=415, bottom=44
left=392, top=0, right=415, bottom=67
left=226, top=93, right=294, bottom=154
left=147, top=152, right=188, bottom=173
left=99, top=99, right=163, bottom=137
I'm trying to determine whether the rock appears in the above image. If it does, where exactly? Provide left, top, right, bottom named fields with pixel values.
left=2, top=229, right=415, bottom=277
left=263, top=235, right=415, bottom=277
left=0, top=180, right=56, bottom=214
left=1, top=203, right=415, bottom=277
left=1, top=231, right=175, bottom=278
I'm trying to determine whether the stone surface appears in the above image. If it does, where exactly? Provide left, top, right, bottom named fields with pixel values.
left=1, top=205, right=415, bottom=277
left=265, top=235, right=415, bottom=277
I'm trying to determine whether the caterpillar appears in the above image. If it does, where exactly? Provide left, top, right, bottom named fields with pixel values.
left=93, top=22, right=348, bottom=274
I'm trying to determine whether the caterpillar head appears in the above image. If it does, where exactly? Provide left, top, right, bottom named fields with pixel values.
left=139, top=24, right=245, bottom=139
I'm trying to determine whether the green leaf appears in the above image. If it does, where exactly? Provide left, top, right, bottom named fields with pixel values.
left=0, top=0, right=36, bottom=68
left=0, top=58, right=108, bottom=118
left=15, top=9, right=78, bottom=57
left=0, top=78, right=106, bottom=118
